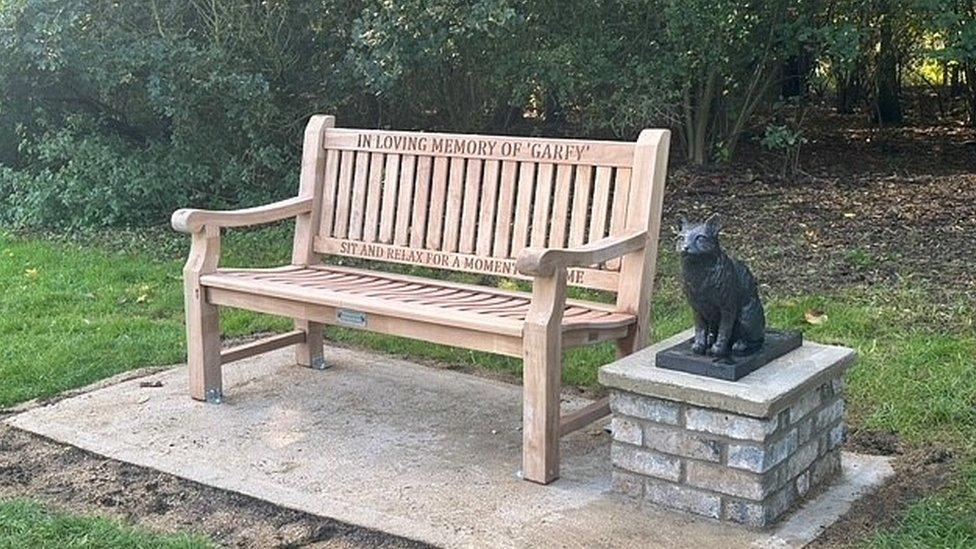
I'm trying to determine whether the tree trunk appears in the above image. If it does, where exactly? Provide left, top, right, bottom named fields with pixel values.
left=684, top=70, right=717, bottom=166
left=874, top=1, right=902, bottom=124
left=782, top=53, right=812, bottom=98
left=966, top=64, right=976, bottom=127
left=950, top=64, right=963, bottom=97
left=835, top=73, right=862, bottom=114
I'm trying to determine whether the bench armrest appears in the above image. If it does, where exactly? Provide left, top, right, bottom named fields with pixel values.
left=515, top=231, right=647, bottom=277
left=171, top=196, right=313, bottom=234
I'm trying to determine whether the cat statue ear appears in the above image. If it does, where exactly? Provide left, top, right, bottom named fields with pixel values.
left=705, top=213, right=722, bottom=235
left=675, top=214, right=689, bottom=233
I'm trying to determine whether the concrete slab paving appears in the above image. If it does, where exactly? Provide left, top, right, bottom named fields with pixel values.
left=6, top=346, right=892, bottom=548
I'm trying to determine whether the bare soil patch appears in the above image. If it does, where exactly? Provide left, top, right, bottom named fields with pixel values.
left=810, top=442, right=957, bottom=547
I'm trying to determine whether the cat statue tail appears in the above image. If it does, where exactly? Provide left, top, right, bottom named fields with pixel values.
left=734, top=295, right=766, bottom=354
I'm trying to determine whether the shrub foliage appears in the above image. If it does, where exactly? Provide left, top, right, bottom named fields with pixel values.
left=0, top=0, right=972, bottom=229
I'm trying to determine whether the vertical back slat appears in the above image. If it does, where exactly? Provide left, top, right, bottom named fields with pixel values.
left=426, top=156, right=449, bottom=249
left=332, top=150, right=355, bottom=238
left=442, top=157, right=466, bottom=252
left=589, top=166, right=613, bottom=243
left=393, top=155, right=415, bottom=245
left=548, top=164, right=573, bottom=249
left=319, top=148, right=340, bottom=238
left=510, top=162, right=536, bottom=256
left=459, top=159, right=482, bottom=253
left=378, top=154, right=400, bottom=243
left=313, top=126, right=649, bottom=291
left=606, top=167, right=632, bottom=270
left=530, top=163, right=554, bottom=248
left=410, top=156, right=432, bottom=248
left=568, top=165, right=592, bottom=246
left=492, top=161, right=518, bottom=257
left=615, top=130, right=670, bottom=350
left=347, top=151, right=370, bottom=240
left=475, top=160, right=500, bottom=256
left=362, top=153, right=385, bottom=242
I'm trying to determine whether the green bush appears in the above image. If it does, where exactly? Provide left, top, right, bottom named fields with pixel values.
left=1, top=0, right=965, bottom=230
left=0, top=0, right=343, bottom=229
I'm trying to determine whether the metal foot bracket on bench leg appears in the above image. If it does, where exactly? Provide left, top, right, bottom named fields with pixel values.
left=310, top=356, right=330, bottom=371
left=205, top=388, right=224, bottom=405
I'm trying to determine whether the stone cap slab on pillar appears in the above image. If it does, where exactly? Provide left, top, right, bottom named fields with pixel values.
left=599, top=329, right=855, bottom=418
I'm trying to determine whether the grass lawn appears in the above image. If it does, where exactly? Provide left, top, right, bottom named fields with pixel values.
left=0, top=499, right=210, bottom=548
left=1, top=226, right=974, bottom=546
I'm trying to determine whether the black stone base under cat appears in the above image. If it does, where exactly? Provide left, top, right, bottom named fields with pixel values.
left=654, top=330, right=803, bottom=381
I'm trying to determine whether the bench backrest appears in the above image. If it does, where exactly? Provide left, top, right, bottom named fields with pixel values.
left=294, top=117, right=669, bottom=300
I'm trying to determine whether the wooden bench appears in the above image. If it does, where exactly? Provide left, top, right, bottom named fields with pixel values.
left=171, top=116, right=670, bottom=484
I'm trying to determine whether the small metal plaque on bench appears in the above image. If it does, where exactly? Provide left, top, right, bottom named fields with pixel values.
left=336, top=309, right=367, bottom=327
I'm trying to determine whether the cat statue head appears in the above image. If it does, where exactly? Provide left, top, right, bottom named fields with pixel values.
left=675, top=213, right=723, bottom=258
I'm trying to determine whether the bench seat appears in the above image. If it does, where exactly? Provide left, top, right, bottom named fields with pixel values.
left=201, top=265, right=636, bottom=342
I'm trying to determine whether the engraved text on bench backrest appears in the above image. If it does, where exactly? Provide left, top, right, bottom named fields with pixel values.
left=313, top=129, right=640, bottom=291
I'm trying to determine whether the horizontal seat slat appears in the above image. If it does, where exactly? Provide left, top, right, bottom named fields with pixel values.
left=207, top=287, right=526, bottom=357
left=200, top=266, right=635, bottom=337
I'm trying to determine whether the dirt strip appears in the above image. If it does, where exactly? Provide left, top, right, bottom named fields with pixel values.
left=0, top=419, right=429, bottom=548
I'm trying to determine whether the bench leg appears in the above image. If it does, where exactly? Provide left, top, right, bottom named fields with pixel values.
left=295, top=320, right=327, bottom=370
left=615, top=321, right=646, bottom=358
left=522, top=325, right=562, bottom=484
left=186, top=282, right=222, bottom=404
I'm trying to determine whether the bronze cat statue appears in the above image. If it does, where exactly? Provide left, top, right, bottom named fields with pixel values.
left=676, top=214, right=765, bottom=358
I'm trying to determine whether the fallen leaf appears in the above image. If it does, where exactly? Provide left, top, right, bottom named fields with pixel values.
left=804, top=309, right=828, bottom=325
left=24, top=268, right=38, bottom=278
left=136, top=293, right=149, bottom=303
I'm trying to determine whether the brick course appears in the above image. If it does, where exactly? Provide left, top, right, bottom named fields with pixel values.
left=607, top=375, right=847, bottom=528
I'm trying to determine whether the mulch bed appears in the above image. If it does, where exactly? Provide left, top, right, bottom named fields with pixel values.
left=663, top=115, right=976, bottom=311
